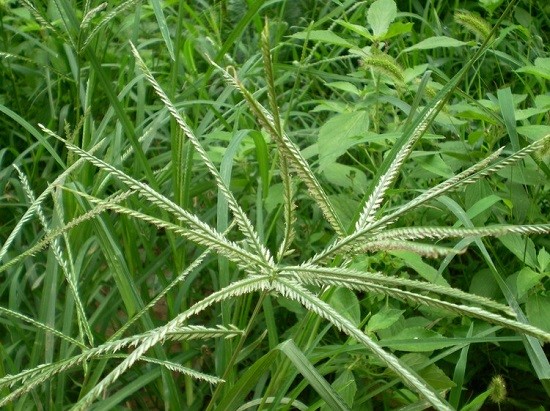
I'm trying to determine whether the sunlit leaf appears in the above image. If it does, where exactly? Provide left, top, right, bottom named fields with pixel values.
left=367, top=0, right=397, bottom=38
left=367, top=307, right=405, bottom=332
left=318, top=111, right=371, bottom=171
left=403, top=36, right=469, bottom=52
left=290, top=30, right=355, bottom=48
left=329, top=287, right=361, bottom=326
left=382, top=327, right=452, bottom=351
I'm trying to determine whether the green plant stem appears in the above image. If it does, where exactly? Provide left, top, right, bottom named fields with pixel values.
left=205, top=292, right=267, bottom=410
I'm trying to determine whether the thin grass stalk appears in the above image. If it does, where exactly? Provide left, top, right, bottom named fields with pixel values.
left=261, top=19, right=297, bottom=260
left=0, top=307, right=86, bottom=350
left=13, top=165, right=94, bottom=347
left=129, top=42, right=273, bottom=267
left=0, top=189, right=135, bottom=275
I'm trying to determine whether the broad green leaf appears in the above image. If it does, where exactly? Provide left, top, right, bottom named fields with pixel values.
left=526, top=294, right=550, bottom=332
left=434, top=110, right=468, bottom=126
left=290, top=30, right=355, bottom=48
left=535, top=94, right=550, bottom=108
left=418, top=363, right=456, bottom=391
left=479, top=0, right=505, bottom=13
left=318, top=111, right=371, bottom=171
left=515, top=107, right=550, bottom=121
left=312, top=101, right=349, bottom=113
left=517, top=125, right=550, bottom=141
left=538, top=248, right=550, bottom=272
left=336, top=20, right=372, bottom=40
left=330, top=194, right=361, bottom=230
left=264, top=183, right=284, bottom=213
left=464, top=181, right=493, bottom=217
left=337, top=20, right=412, bottom=42
left=367, top=0, right=397, bottom=38
left=451, top=102, right=499, bottom=123
left=325, top=81, right=361, bottom=96
left=322, top=163, right=368, bottom=194
left=400, top=353, right=430, bottom=369
left=469, top=270, right=501, bottom=299
left=381, top=21, right=414, bottom=40
left=403, top=63, right=429, bottom=83
left=403, top=36, right=469, bottom=52
left=321, top=370, right=357, bottom=410
left=277, top=294, right=307, bottom=317
left=382, top=327, right=451, bottom=351
left=516, top=57, right=550, bottom=80
left=498, top=234, right=538, bottom=269
left=516, top=267, right=544, bottom=299
left=496, top=165, right=546, bottom=186
left=367, top=307, right=405, bottom=332
left=328, top=287, right=361, bottom=326
left=465, top=195, right=502, bottom=220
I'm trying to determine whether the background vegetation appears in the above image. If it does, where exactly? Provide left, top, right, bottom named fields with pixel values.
left=1, top=0, right=549, bottom=409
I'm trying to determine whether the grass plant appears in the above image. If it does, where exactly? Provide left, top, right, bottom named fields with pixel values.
left=1, top=0, right=549, bottom=409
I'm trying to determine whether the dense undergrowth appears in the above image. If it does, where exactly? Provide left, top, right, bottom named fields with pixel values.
left=1, top=0, right=549, bottom=409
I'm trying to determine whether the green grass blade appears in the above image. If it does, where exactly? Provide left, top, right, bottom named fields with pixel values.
left=214, top=350, right=279, bottom=411
left=0, top=104, right=65, bottom=167
left=277, top=340, right=350, bottom=411
left=149, top=0, right=175, bottom=61
left=0, top=306, right=86, bottom=349
left=497, top=87, right=520, bottom=151
left=449, top=323, right=474, bottom=408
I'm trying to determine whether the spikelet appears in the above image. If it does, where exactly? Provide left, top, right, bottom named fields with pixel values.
left=361, top=50, right=404, bottom=84
left=455, top=10, right=492, bottom=41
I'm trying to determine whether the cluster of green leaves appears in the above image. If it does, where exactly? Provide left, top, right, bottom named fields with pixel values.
left=1, top=0, right=549, bottom=409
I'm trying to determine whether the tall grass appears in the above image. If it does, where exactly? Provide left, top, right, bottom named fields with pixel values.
left=1, top=0, right=549, bottom=409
